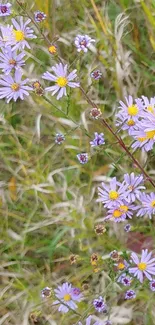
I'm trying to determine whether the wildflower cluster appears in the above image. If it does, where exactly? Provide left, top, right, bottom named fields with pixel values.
left=116, top=95, right=155, bottom=152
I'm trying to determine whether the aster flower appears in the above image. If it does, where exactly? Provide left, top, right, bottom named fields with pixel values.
left=48, top=44, right=57, bottom=54
left=0, top=69, right=32, bottom=103
left=104, top=201, right=136, bottom=223
left=125, top=290, right=136, bottom=300
left=71, top=287, right=83, bottom=301
left=34, top=10, right=46, bottom=23
left=0, top=2, right=11, bottom=16
left=90, top=107, right=102, bottom=119
left=93, top=296, right=107, bottom=313
left=0, top=25, right=14, bottom=48
left=74, top=34, right=95, bottom=53
left=142, top=96, right=155, bottom=115
left=41, top=287, right=51, bottom=298
left=91, top=70, right=102, bottom=80
left=0, top=46, right=25, bottom=75
left=11, top=17, right=37, bottom=50
left=117, top=96, right=143, bottom=121
left=76, top=316, right=101, bottom=325
left=77, top=153, right=88, bottom=164
left=90, top=132, right=105, bottom=147
left=55, top=133, right=65, bottom=145
left=130, top=125, right=154, bottom=152
left=137, top=192, right=155, bottom=219
left=123, top=173, right=145, bottom=202
left=53, top=282, right=82, bottom=313
left=124, top=224, right=131, bottom=232
left=42, top=63, right=79, bottom=100
left=149, top=279, right=155, bottom=291
left=115, top=259, right=129, bottom=271
left=97, top=177, right=130, bottom=209
left=117, top=273, right=132, bottom=286
left=129, top=249, right=155, bottom=283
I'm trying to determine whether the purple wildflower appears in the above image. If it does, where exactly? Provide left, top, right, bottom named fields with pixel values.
left=142, top=96, right=155, bottom=115
left=124, top=224, right=131, bottom=232
left=77, top=153, right=88, bottom=164
left=0, top=25, right=14, bottom=48
left=149, top=280, right=155, bottom=292
left=125, top=290, right=136, bottom=300
left=42, top=63, right=79, bottom=100
left=0, top=2, right=11, bottom=16
left=129, top=249, right=155, bottom=283
left=91, top=70, right=102, bottom=80
left=104, top=321, right=112, bottom=325
left=117, top=273, right=132, bottom=286
left=97, top=177, right=130, bottom=209
left=53, top=282, right=82, bottom=313
left=71, top=288, right=83, bottom=301
left=55, top=133, right=65, bottom=145
left=0, top=69, right=32, bottom=103
left=74, top=34, right=95, bottom=53
left=123, top=173, right=145, bottom=202
left=11, top=17, right=37, bottom=50
left=90, top=132, right=105, bottom=147
left=76, top=316, right=101, bottom=325
left=117, top=96, right=143, bottom=120
left=93, top=296, right=107, bottom=313
left=34, top=11, right=46, bottom=23
left=0, top=46, right=25, bottom=74
left=104, top=201, right=136, bottom=223
left=137, top=192, right=155, bottom=219
left=130, top=125, right=154, bottom=152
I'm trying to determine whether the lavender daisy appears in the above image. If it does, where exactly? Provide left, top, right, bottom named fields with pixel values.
left=74, top=34, right=95, bottom=53
left=117, top=274, right=132, bottom=286
left=0, top=46, right=25, bottom=74
left=0, top=25, right=14, bottom=48
left=53, top=282, right=82, bottom=313
left=142, top=96, right=155, bottom=115
left=34, top=11, right=46, bottom=23
left=0, top=69, right=32, bottom=103
left=104, top=201, right=136, bottom=223
left=93, top=296, right=107, bottom=313
left=130, top=125, right=154, bottom=152
left=55, top=133, right=65, bottom=145
left=137, top=192, right=155, bottom=219
left=123, top=173, right=145, bottom=202
left=76, top=316, right=101, bottom=325
left=77, top=153, right=88, bottom=164
left=0, top=2, right=11, bottom=16
left=97, top=177, right=130, bottom=209
left=91, top=70, right=102, bottom=80
left=149, top=280, right=155, bottom=292
left=117, top=96, right=143, bottom=120
left=129, top=249, right=155, bottom=283
left=125, top=290, right=136, bottom=300
left=90, top=132, right=105, bottom=147
left=11, top=17, right=37, bottom=50
left=71, top=287, right=83, bottom=301
left=124, top=224, right=131, bottom=232
left=42, top=63, right=79, bottom=100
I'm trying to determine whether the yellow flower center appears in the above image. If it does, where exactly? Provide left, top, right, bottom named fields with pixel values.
left=63, top=294, right=71, bottom=301
left=48, top=45, right=57, bottom=54
left=109, top=191, right=119, bottom=200
left=9, top=59, right=16, bottom=66
left=138, top=262, right=147, bottom=271
left=57, top=77, right=68, bottom=87
left=127, top=119, right=135, bottom=126
left=120, top=205, right=128, bottom=212
left=146, top=130, right=155, bottom=139
left=11, top=83, right=20, bottom=91
left=151, top=200, right=155, bottom=207
left=137, top=137, right=147, bottom=142
left=147, top=105, right=154, bottom=113
left=13, top=30, right=25, bottom=42
left=117, top=262, right=125, bottom=270
left=127, top=105, right=138, bottom=116
left=113, top=209, right=122, bottom=218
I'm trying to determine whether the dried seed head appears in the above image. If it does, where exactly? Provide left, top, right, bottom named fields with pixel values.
left=90, top=107, right=102, bottom=119
left=94, top=224, right=106, bottom=235
left=69, top=254, right=78, bottom=265
left=41, top=287, right=51, bottom=298
left=91, top=253, right=99, bottom=266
